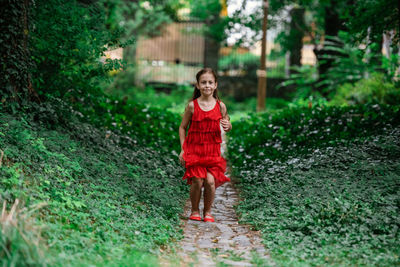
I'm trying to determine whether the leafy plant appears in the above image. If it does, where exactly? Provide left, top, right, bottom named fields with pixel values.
left=219, top=52, right=259, bottom=77
left=331, top=72, right=400, bottom=106
left=228, top=103, right=400, bottom=165
left=279, top=64, right=319, bottom=100
left=318, top=33, right=400, bottom=96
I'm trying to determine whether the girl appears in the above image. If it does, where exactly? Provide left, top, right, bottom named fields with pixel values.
left=179, top=68, right=232, bottom=223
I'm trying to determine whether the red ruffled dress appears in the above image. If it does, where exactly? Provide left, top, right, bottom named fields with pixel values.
left=182, top=98, right=230, bottom=188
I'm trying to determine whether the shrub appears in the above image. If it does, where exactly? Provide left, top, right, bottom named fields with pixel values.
left=228, top=103, right=400, bottom=165
left=29, top=92, right=182, bottom=154
left=219, top=52, right=259, bottom=77
left=331, top=73, right=400, bottom=106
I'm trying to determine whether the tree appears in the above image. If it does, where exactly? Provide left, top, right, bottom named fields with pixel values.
left=113, top=0, right=175, bottom=89
left=287, top=6, right=306, bottom=75
left=190, top=0, right=227, bottom=71
left=346, top=0, right=399, bottom=46
left=1, top=0, right=37, bottom=107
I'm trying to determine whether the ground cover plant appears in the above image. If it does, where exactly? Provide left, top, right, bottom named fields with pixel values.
left=229, top=104, right=400, bottom=164
left=227, top=103, right=400, bottom=266
left=0, top=101, right=187, bottom=266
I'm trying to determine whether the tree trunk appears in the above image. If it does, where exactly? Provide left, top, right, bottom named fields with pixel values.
left=288, top=7, right=305, bottom=75
left=203, top=6, right=222, bottom=72
left=204, top=37, right=220, bottom=71
left=313, top=0, right=344, bottom=94
left=1, top=0, right=37, bottom=104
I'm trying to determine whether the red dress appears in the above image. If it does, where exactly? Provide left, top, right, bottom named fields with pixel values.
left=182, top=98, right=230, bottom=188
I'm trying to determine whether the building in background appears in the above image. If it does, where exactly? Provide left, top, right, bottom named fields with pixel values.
left=135, top=21, right=204, bottom=84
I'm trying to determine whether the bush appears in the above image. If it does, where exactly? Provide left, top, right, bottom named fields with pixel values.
left=279, top=64, right=319, bottom=100
left=30, top=92, right=182, bottom=155
left=106, top=84, right=194, bottom=115
left=228, top=103, right=400, bottom=165
left=331, top=73, right=400, bottom=106
left=219, top=52, right=259, bottom=77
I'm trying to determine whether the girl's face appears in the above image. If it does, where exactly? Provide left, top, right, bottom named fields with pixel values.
left=196, top=73, right=217, bottom=97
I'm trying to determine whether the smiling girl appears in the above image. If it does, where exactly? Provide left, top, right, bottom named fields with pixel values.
left=178, top=68, right=232, bottom=223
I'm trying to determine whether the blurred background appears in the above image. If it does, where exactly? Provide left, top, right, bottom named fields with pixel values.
left=98, top=0, right=400, bottom=118
left=4, top=0, right=398, bottom=118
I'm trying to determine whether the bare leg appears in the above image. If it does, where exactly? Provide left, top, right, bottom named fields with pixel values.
left=203, top=172, right=215, bottom=216
left=190, top=177, right=204, bottom=214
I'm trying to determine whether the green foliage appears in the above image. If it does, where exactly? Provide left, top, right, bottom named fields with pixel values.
left=228, top=104, right=400, bottom=266
left=346, top=0, right=399, bottom=44
left=69, top=92, right=182, bottom=154
left=0, top=106, right=187, bottom=265
left=30, top=0, right=125, bottom=100
left=106, top=84, right=193, bottom=115
left=229, top=103, right=400, bottom=165
left=225, top=97, right=290, bottom=122
left=331, top=73, right=400, bottom=106
left=2, top=0, right=176, bottom=110
left=225, top=8, right=264, bottom=47
left=317, top=34, right=400, bottom=96
left=189, top=0, right=226, bottom=42
left=282, top=32, right=400, bottom=101
left=280, top=64, right=319, bottom=100
left=1, top=0, right=35, bottom=106
left=231, top=130, right=400, bottom=266
left=219, top=52, right=259, bottom=77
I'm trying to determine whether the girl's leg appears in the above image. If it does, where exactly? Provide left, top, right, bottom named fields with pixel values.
left=203, top=172, right=216, bottom=216
left=190, top=177, right=204, bottom=214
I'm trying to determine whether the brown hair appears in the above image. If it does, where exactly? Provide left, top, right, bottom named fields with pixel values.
left=191, top=68, right=220, bottom=100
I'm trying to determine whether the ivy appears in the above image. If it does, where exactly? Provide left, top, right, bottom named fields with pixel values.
left=0, top=0, right=35, bottom=107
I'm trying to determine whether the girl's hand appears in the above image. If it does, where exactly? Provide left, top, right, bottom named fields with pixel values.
left=179, top=150, right=185, bottom=167
left=221, top=119, right=232, bottom=132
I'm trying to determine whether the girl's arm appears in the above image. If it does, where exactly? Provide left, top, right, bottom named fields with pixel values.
left=220, top=102, right=232, bottom=132
left=179, top=101, right=194, bottom=165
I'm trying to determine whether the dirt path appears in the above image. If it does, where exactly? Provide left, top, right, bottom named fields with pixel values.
left=175, top=181, right=272, bottom=266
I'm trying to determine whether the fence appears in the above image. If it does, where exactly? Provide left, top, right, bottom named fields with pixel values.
left=135, top=21, right=204, bottom=84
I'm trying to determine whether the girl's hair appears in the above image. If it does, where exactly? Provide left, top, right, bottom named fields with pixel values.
left=191, top=68, right=220, bottom=100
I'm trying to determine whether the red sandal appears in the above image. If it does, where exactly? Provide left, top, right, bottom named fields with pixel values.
left=203, top=214, right=215, bottom=222
left=189, top=212, right=202, bottom=221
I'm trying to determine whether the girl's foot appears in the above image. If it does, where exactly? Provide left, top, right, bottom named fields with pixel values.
left=203, top=214, right=215, bottom=222
left=189, top=212, right=202, bottom=221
